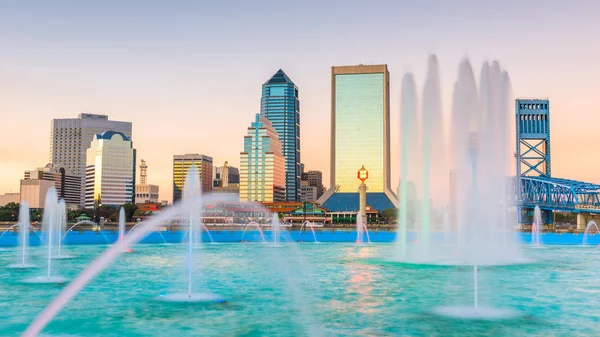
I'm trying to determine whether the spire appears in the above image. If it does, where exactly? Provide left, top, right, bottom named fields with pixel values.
left=264, top=69, right=294, bottom=85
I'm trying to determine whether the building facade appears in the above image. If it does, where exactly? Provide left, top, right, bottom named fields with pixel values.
left=135, top=159, right=159, bottom=203
left=50, top=113, right=132, bottom=206
left=85, top=131, right=135, bottom=208
left=24, top=164, right=82, bottom=207
left=260, top=69, right=301, bottom=202
left=172, top=154, right=213, bottom=203
left=301, top=185, right=318, bottom=202
left=318, top=65, right=397, bottom=211
left=135, top=184, right=159, bottom=204
left=306, top=170, right=324, bottom=200
left=240, top=114, right=285, bottom=202
left=213, top=161, right=240, bottom=187
left=20, top=179, right=55, bottom=209
left=0, top=193, right=20, bottom=207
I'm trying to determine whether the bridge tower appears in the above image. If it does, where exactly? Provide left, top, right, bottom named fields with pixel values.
left=515, top=99, right=552, bottom=224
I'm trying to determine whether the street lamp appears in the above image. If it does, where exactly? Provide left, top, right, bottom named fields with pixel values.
left=357, top=165, right=369, bottom=183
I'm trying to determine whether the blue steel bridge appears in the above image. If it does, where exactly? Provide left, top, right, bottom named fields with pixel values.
left=515, top=99, right=600, bottom=226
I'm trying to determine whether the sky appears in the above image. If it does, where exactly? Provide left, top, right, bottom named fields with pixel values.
left=0, top=0, right=599, bottom=203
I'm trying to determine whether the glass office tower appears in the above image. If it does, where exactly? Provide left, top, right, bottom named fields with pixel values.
left=319, top=65, right=397, bottom=211
left=260, top=69, right=301, bottom=202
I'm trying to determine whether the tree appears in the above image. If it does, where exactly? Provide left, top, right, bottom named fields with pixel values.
left=2, top=202, right=20, bottom=211
left=122, top=203, right=138, bottom=222
left=382, top=208, right=397, bottom=223
left=0, top=209, right=15, bottom=221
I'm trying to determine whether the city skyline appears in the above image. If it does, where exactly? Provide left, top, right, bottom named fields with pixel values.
left=1, top=1, right=599, bottom=203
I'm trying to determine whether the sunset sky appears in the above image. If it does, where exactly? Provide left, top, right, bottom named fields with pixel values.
left=1, top=1, right=599, bottom=202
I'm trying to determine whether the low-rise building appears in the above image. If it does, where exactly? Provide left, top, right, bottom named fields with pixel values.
left=20, top=179, right=56, bottom=209
left=24, top=164, right=82, bottom=208
left=0, top=193, right=20, bottom=206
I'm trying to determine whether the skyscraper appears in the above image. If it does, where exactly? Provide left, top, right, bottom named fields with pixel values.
left=172, top=154, right=213, bottom=202
left=51, top=113, right=132, bottom=206
left=261, top=69, right=301, bottom=202
left=318, top=65, right=397, bottom=211
left=85, top=131, right=135, bottom=208
left=239, top=114, right=285, bottom=202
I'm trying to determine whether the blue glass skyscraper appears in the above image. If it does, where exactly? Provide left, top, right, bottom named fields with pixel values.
left=261, top=69, right=301, bottom=202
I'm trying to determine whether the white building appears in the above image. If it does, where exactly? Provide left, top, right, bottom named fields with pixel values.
left=51, top=113, right=132, bottom=205
left=85, top=131, right=135, bottom=209
left=135, top=185, right=159, bottom=204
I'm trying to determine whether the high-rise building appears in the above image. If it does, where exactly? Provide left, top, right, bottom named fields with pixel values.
left=261, top=69, right=301, bottom=202
left=24, top=164, right=82, bottom=207
left=85, top=131, right=135, bottom=208
left=172, top=154, right=213, bottom=202
left=50, top=113, right=132, bottom=206
left=318, top=65, right=397, bottom=211
left=306, top=170, right=324, bottom=200
left=240, top=114, right=285, bottom=202
left=135, top=160, right=160, bottom=204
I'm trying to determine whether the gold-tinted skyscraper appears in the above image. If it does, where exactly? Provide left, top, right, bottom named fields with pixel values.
left=172, top=154, right=213, bottom=202
left=319, top=65, right=397, bottom=211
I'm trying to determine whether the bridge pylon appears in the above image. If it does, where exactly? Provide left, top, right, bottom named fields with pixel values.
left=515, top=99, right=552, bottom=224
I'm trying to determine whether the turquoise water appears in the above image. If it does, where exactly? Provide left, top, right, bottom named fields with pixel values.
left=1, top=243, right=600, bottom=336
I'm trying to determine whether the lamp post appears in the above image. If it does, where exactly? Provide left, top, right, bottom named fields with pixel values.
left=358, top=165, right=369, bottom=229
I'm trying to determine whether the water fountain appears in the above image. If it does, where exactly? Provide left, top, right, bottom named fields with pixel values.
left=396, top=73, right=418, bottom=258
left=53, top=199, right=74, bottom=259
left=240, top=221, right=267, bottom=242
left=271, top=213, right=282, bottom=246
left=159, top=166, right=221, bottom=303
left=532, top=206, right=542, bottom=247
left=390, top=56, right=524, bottom=320
left=128, top=221, right=168, bottom=244
left=118, top=207, right=133, bottom=252
left=299, top=221, right=319, bottom=243
left=355, top=215, right=371, bottom=244
left=23, top=188, right=68, bottom=284
left=7, top=201, right=36, bottom=269
left=393, top=56, right=523, bottom=266
left=582, top=221, right=599, bottom=245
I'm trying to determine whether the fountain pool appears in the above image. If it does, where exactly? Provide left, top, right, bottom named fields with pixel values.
left=0, top=243, right=599, bottom=336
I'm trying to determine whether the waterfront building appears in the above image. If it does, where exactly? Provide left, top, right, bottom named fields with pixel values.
left=135, top=160, right=159, bottom=203
left=24, top=164, right=82, bottom=207
left=172, top=154, right=213, bottom=202
left=239, top=114, right=285, bottom=202
left=261, top=69, right=301, bottom=202
left=50, top=113, right=132, bottom=205
left=318, top=65, right=397, bottom=211
left=85, top=131, right=135, bottom=208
